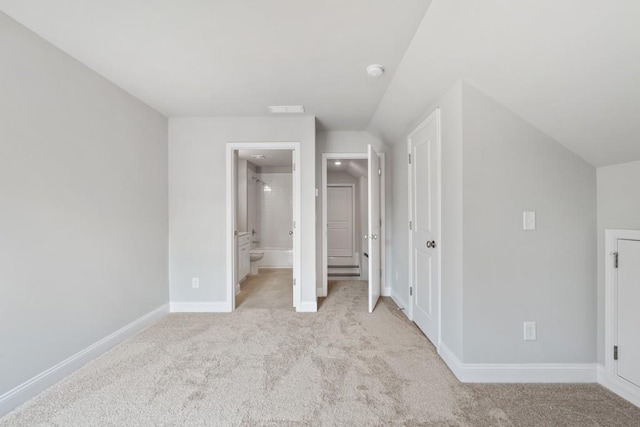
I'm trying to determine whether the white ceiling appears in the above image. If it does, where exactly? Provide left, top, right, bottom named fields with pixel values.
left=369, top=0, right=640, bottom=166
left=327, top=159, right=367, bottom=178
left=238, top=149, right=291, bottom=168
left=0, top=0, right=431, bottom=131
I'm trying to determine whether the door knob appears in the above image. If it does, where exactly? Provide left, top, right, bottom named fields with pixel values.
left=426, top=240, right=436, bottom=248
left=364, top=234, right=369, bottom=239
left=289, top=230, right=293, bottom=236
left=372, top=234, right=378, bottom=240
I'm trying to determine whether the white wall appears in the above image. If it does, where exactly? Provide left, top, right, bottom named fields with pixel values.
left=315, top=131, right=392, bottom=291
left=596, top=160, right=640, bottom=364
left=461, top=83, right=596, bottom=363
left=258, top=172, right=293, bottom=249
left=0, top=12, right=168, bottom=396
left=389, top=81, right=597, bottom=365
left=169, top=117, right=316, bottom=305
left=390, top=82, right=464, bottom=356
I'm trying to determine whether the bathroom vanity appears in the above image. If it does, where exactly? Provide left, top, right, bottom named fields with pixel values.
left=236, top=232, right=251, bottom=282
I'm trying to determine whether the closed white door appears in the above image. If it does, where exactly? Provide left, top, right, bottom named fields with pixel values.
left=617, top=239, right=640, bottom=387
left=408, top=109, right=440, bottom=345
left=368, top=145, right=381, bottom=313
left=327, top=186, right=354, bottom=258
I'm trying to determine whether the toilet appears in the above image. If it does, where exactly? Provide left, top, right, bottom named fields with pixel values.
left=249, top=250, right=264, bottom=275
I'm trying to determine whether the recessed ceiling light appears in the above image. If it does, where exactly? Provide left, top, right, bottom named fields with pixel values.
left=366, top=64, right=385, bottom=78
left=334, top=161, right=342, bottom=166
left=267, top=105, right=305, bottom=114
left=251, top=154, right=266, bottom=160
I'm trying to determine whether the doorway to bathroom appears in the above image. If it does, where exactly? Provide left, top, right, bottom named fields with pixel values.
left=321, top=147, right=385, bottom=313
left=226, top=142, right=301, bottom=311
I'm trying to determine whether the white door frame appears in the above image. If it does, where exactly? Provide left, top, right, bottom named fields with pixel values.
left=407, top=108, right=442, bottom=347
left=326, top=184, right=357, bottom=260
left=602, top=228, right=640, bottom=407
left=226, top=142, right=301, bottom=311
left=321, top=152, right=386, bottom=298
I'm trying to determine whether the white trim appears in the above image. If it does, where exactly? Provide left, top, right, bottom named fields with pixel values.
left=407, top=108, right=442, bottom=347
left=297, top=301, right=318, bottom=313
left=381, top=286, right=391, bottom=297
left=0, top=303, right=169, bottom=417
left=598, top=365, right=640, bottom=408
left=169, top=301, right=231, bottom=313
left=321, top=152, right=386, bottom=300
left=602, top=229, right=640, bottom=407
left=390, top=287, right=409, bottom=317
left=227, top=142, right=302, bottom=312
left=438, top=343, right=597, bottom=383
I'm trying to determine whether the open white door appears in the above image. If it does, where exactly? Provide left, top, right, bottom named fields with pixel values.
left=367, top=145, right=381, bottom=313
left=408, top=109, right=440, bottom=345
left=292, top=149, right=300, bottom=309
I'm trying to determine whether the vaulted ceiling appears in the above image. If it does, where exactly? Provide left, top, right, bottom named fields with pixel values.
left=1, top=0, right=638, bottom=166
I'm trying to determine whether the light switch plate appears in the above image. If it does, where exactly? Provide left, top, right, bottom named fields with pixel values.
left=524, top=321, right=537, bottom=341
left=523, top=211, right=536, bottom=230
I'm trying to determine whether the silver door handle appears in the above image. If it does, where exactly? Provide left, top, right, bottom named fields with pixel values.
left=426, top=240, right=436, bottom=248
left=289, top=230, right=293, bottom=236
left=372, top=234, right=378, bottom=240
left=364, top=234, right=369, bottom=239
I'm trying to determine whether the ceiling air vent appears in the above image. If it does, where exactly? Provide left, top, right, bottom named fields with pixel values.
left=267, top=105, right=305, bottom=114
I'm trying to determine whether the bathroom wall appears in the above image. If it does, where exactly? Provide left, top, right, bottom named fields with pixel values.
left=258, top=172, right=293, bottom=249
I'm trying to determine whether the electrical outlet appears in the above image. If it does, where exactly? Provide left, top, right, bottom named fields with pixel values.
left=524, top=321, right=536, bottom=341
left=192, top=277, right=200, bottom=289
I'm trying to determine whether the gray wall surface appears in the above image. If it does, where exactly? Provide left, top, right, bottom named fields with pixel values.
left=390, top=82, right=464, bottom=358
left=596, top=160, right=640, bottom=364
left=0, top=13, right=169, bottom=395
left=168, top=117, right=316, bottom=305
left=461, top=83, right=596, bottom=363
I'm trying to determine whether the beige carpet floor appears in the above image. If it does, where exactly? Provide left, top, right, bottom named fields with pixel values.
left=2, top=279, right=639, bottom=426
left=235, top=268, right=294, bottom=310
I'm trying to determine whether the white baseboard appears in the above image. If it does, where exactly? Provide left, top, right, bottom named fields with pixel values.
left=438, top=343, right=597, bottom=383
left=0, top=303, right=169, bottom=417
left=382, top=287, right=391, bottom=297
left=316, top=288, right=327, bottom=298
left=170, top=301, right=231, bottom=313
left=598, top=365, right=640, bottom=408
left=297, top=301, right=317, bottom=313
left=390, top=287, right=409, bottom=315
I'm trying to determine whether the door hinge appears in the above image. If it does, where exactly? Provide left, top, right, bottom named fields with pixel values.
left=380, top=268, right=382, bottom=278
left=409, top=220, right=412, bottom=230
left=293, top=163, right=296, bottom=171
left=613, top=252, right=619, bottom=268
left=408, top=153, right=412, bottom=164
left=293, top=221, right=296, bottom=229
left=379, top=218, right=382, bottom=227
left=614, top=345, right=618, bottom=361
left=410, top=286, right=413, bottom=296
left=378, top=168, right=381, bottom=176
left=293, top=278, right=296, bottom=287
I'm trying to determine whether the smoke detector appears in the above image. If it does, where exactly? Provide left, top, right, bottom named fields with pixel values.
left=366, top=64, right=385, bottom=78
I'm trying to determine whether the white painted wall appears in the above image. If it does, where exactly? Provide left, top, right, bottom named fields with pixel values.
left=315, top=131, right=392, bottom=289
left=461, top=83, right=596, bottom=363
left=390, top=81, right=597, bottom=364
left=390, top=82, right=464, bottom=356
left=597, top=160, right=640, bottom=364
left=258, top=172, right=293, bottom=249
left=169, top=117, right=316, bottom=305
left=0, top=13, right=168, bottom=396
